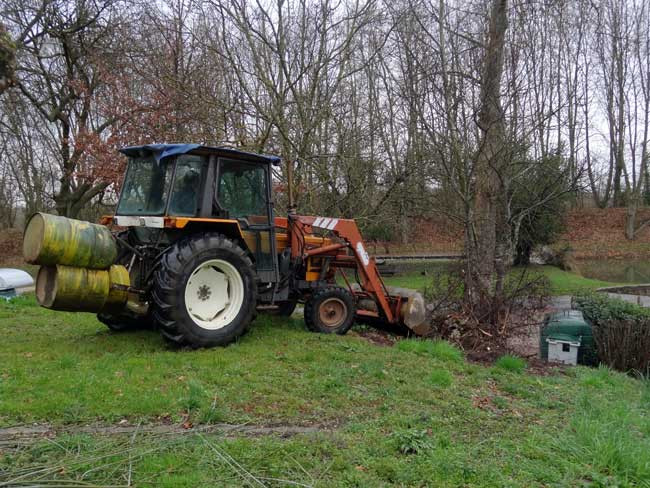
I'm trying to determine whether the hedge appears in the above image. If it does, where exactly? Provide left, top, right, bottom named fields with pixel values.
left=574, top=293, right=650, bottom=375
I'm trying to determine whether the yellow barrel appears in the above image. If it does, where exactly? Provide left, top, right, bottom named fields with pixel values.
left=36, top=264, right=130, bottom=313
left=23, top=213, right=117, bottom=269
left=105, top=265, right=130, bottom=312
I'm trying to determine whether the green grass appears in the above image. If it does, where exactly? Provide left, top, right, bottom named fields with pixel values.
left=396, top=338, right=464, bottom=362
left=429, top=369, right=453, bottom=388
left=1, top=297, right=650, bottom=486
left=380, top=264, right=619, bottom=296
left=526, top=265, right=621, bottom=295
left=0, top=298, right=650, bottom=487
left=494, top=355, right=527, bottom=373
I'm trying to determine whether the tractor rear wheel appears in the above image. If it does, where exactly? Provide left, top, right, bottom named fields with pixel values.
left=151, top=233, right=257, bottom=348
left=304, top=287, right=355, bottom=335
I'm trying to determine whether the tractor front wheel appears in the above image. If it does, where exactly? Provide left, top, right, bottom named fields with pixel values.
left=304, top=287, right=355, bottom=335
left=151, top=233, right=257, bottom=348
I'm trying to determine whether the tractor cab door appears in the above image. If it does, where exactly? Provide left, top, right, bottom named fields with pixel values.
left=216, top=159, right=278, bottom=285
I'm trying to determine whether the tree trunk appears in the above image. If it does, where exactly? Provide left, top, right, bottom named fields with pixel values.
left=464, top=0, right=509, bottom=318
left=626, top=203, right=637, bottom=240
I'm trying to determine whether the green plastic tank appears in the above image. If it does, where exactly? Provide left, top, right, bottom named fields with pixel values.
left=540, top=310, right=598, bottom=366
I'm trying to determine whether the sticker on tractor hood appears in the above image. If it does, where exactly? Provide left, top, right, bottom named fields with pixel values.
left=312, top=217, right=339, bottom=230
left=114, top=216, right=165, bottom=228
left=356, top=242, right=370, bottom=266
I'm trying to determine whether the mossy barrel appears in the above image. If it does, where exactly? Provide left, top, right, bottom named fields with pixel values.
left=36, top=264, right=130, bottom=313
left=23, top=213, right=117, bottom=269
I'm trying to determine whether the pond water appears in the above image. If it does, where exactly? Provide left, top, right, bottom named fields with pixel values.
left=577, top=259, right=650, bottom=284
left=376, top=259, right=455, bottom=276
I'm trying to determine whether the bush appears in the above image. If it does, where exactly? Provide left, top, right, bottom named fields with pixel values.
left=361, top=221, right=395, bottom=242
left=512, top=153, right=572, bottom=266
left=592, top=321, right=650, bottom=375
left=391, top=429, right=434, bottom=455
left=575, top=294, right=650, bottom=375
left=573, top=293, right=650, bottom=325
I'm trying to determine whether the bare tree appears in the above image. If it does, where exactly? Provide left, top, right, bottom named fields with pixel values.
left=463, top=0, right=509, bottom=316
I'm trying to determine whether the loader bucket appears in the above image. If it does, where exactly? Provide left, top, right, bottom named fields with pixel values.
left=386, top=286, right=432, bottom=336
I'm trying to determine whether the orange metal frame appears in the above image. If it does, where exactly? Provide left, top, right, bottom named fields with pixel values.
left=287, top=215, right=400, bottom=324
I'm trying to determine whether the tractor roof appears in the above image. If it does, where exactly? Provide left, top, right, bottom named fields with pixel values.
left=119, top=144, right=281, bottom=165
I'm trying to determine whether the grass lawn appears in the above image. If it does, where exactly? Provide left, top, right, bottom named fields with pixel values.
left=526, top=265, right=622, bottom=295
left=1, top=296, right=649, bottom=486
left=380, top=264, right=620, bottom=296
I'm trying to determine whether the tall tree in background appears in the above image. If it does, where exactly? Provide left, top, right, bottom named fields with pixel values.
left=464, top=0, right=509, bottom=318
left=7, top=0, right=123, bottom=217
left=0, top=23, right=16, bottom=93
left=212, top=0, right=378, bottom=211
left=0, top=0, right=645, bottom=246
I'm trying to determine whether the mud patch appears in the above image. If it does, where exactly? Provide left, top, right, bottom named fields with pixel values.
left=0, top=421, right=335, bottom=446
left=350, top=328, right=398, bottom=346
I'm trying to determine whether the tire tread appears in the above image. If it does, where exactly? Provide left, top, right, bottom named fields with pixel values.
left=152, top=232, right=257, bottom=347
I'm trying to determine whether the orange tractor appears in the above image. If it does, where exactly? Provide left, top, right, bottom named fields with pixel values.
left=23, top=144, right=427, bottom=347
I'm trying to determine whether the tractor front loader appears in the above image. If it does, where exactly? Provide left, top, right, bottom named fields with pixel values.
left=23, top=144, right=429, bottom=348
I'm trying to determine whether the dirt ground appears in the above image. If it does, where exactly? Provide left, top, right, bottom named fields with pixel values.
left=0, top=229, right=25, bottom=267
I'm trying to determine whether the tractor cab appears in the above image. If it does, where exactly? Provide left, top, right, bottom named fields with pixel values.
left=116, top=144, right=278, bottom=223
left=114, top=144, right=281, bottom=285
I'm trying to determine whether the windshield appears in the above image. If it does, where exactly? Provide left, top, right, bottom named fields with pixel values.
left=117, top=156, right=174, bottom=215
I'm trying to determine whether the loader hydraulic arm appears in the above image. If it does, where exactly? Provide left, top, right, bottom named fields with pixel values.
left=288, top=215, right=398, bottom=324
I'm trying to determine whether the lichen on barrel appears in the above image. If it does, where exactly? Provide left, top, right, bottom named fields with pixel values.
left=23, top=213, right=117, bottom=269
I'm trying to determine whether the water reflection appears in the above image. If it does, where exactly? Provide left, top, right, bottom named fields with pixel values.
left=577, top=259, right=650, bottom=284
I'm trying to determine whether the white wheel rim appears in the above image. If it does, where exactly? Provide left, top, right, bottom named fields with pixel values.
left=184, top=259, right=245, bottom=330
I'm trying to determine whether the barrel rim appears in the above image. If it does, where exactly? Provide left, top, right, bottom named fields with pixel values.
left=23, top=212, right=46, bottom=264
left=35, top=265, right=57, bottom=308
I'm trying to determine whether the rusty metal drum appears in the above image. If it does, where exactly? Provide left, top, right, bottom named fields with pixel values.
left=35, top=264, right=130, bottom=313
left=23, top=213, right=117, bottom=269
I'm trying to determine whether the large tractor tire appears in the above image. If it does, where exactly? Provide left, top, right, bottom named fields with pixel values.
left=304, top=286, right=356, bottom=335
left=151, top=233, right=257, bottom=348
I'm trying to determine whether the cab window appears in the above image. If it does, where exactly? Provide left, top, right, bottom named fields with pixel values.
left=218, top=161, right=268, bottom=221
left=168, top=155, right=204, bottom=216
